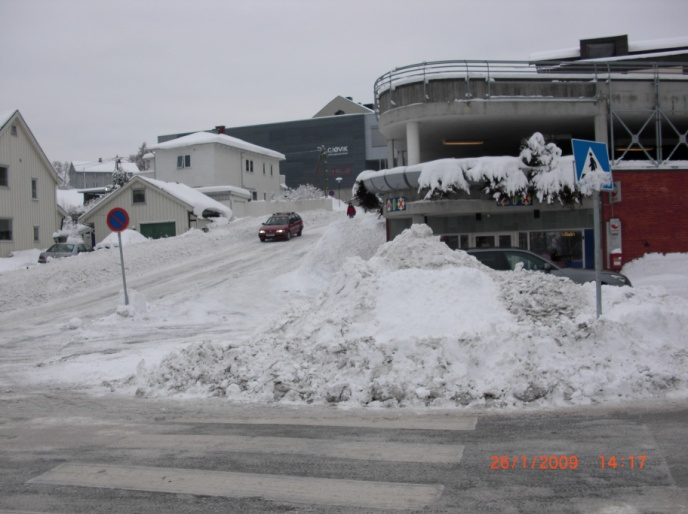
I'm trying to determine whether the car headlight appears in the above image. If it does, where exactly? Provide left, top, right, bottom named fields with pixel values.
left=259, top=230, right=265, bottom=234
left=276, top=229, right=285, bottom=233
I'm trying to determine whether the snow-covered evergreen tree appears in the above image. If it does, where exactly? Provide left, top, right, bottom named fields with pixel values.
left=111, top=158, right=132, bottom=189
left=129, top=142, right=150, bottom=171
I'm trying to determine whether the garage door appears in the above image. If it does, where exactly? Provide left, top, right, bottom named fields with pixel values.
left=140, top=222, right=176, bottom=239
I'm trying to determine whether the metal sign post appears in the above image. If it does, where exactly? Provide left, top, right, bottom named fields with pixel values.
left=572, top=139, right=613, bottom=319
left=106, top=208, right=130, bottom=306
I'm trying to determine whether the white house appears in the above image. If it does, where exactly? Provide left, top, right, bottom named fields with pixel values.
left=79, top=175, right=231, bottom=243
left=0, top=110, right=61, bottom=258
left=148, top=131, right=286, bottom=203
left=69, top=158, right=140, bottom=189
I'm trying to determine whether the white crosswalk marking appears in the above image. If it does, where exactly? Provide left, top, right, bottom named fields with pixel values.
left=25, top=416, right=477, bottom=510
left=110, top=434, right=464, bottom=463
left=28, top=463, right=445, bottom=511
left=172, top=415, right=478, bottom=431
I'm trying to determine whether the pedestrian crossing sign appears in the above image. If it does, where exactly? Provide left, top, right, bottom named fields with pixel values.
left=571, top=139, right=613, bottom=191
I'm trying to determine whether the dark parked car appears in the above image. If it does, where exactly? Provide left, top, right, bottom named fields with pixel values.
left=465, top=247, right=632, bottom=287
left=258, top=212, right=303, bottom=242
left=38, top=243, right=91, bottom=263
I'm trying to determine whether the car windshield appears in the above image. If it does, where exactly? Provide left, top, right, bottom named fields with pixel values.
left=265, top=217, right=289, bottom=225
left=49, top=244, right=74, bottom=252
left=504, top=251, right=552, bottom=271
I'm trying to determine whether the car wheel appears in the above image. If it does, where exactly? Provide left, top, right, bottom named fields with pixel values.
left=286, top=231, right=291, bottom=241
left=298, top=228, right=303, bottom=236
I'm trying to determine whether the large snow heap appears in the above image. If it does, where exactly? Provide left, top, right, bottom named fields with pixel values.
left=135, top=224, right=688, bottom=408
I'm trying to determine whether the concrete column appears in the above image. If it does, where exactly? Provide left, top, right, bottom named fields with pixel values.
left=406, top=121, right=421, bottom=165
left=594, top=104, right=609, bottom=146
left=386, top=139, right=395, bottom=169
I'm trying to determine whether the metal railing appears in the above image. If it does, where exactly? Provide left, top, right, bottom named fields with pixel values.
left=373, top=59, right=688, bottom=167
left=374, top=59, right=688, bottom=112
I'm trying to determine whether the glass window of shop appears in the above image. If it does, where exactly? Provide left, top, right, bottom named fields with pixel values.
left=528, top=230, right=584, bottom=268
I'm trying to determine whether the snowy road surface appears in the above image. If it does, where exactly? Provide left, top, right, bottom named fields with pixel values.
left=0, top=210, right=356, bottom=390
left=2, top=206, right=688, bottom=512
left=1, top=207, right=687, bottom=409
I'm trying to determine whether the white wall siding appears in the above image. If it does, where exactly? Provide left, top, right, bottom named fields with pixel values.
left=215, top=145, right=244, bottom=187
left=81, top=178, right=192, bottom=245
left=152, top=141, right=285, bottom=202
left=0, top=114, right=59, bottom=257
left=241, top=152, right=283, bottom=200
left=153, top=145, right=215, bottom=187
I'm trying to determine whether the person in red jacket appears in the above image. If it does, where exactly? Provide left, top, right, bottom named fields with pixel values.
left=346, top=202, right=356, bottom=218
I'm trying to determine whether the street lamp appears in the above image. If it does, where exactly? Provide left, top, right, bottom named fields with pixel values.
left=335, top=177, right=343, bottom=207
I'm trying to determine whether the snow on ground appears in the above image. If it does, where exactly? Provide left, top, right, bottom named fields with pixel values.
left=1, top=207, right=687, bottom=411
left=132, top=224, right=688, bottom=408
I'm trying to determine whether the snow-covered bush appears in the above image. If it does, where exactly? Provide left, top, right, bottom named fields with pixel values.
left=280, top=184, right=324, bottom=201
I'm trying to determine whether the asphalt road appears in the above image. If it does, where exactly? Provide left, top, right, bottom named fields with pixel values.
left=1, top=391, right=686, bottom=513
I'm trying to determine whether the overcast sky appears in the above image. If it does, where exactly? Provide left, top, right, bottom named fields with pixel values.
left=2, top=0, right=687, bottom=164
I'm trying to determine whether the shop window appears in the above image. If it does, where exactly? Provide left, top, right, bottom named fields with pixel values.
left=529, top=230, right=584, bottom=268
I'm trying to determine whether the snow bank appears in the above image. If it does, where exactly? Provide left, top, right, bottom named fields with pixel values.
left=95, top=229, right=149, bottom=250
left=135, top=224, right=688, bottom=408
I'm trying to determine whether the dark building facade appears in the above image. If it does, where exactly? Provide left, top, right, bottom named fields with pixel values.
left=226, top=114, right=381, bottom=194
left=158, top=97, right=387, bottom=199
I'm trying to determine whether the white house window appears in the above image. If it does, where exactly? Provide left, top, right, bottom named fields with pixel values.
left=0, top=166, right=8, bottom=187
left=132, top=188, right=146, bottom=204
left=11, top=125, right=18, bottom=136
left=31, top=178, right=38, bottom=199
left=263, top=163, right=266, bottom=175
left=245, top=159, right=254, bottom=173
left=0, top=218, right=12, bottom=240
left=177, top=155, right=191, bottom=168
left=252, top=191, right=257, bottom=201
left=270, top=164, right=273, bottom=176
left=33, top=226, right=39, bottom=242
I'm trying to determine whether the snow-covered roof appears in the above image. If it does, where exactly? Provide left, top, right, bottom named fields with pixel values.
left=56, top=188, right=85, bottom=209
left=196, top=185, right=252, bottom=200
left=530, top=36, right=688, bottom=62
left=140, top=176, right=232, bottom=218
left=72, top=160, right=140, bottom=174
left=356, top=133, right=605, bottom=204
left=149, top=131, right=286, bottom=161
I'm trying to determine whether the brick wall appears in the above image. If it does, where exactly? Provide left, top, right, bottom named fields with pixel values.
left=603, top=169, right=688, bottom=264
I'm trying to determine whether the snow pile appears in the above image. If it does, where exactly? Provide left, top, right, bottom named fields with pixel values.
left=622, top=252, right=688, bottom=300
left=95, top=229, right=149, bottom=250
left=0, top=249, right=42, bottom=272
left=273, top=215, right=386, bottom=295
left=135, top=224, right=688, bottom=408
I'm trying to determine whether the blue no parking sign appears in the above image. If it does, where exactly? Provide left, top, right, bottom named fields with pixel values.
left=106, top=207, right=130, bottom=232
